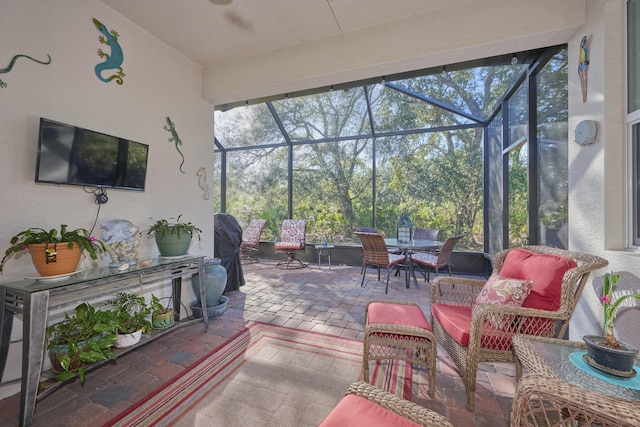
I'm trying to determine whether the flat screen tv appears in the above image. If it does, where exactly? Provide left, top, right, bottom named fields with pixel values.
left=35, top=118, right=149, bottom=191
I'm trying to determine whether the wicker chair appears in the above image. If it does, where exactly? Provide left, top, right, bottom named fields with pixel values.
left=430, top=246, right=608, bottom=411
left=355, top=232, right=405, bottom=294
left=410, top=235, right=462, bottom=282
left=319, top=382, right=453, bottom=427
left=240, top=219, right=267, bottom=263
left=511, top=373, right=640, bottom=426
left=274, top=219, right=307, bottom=269
left=413, top=227, right=440, bottom=241
left=363, top=300, right=437, bottom=397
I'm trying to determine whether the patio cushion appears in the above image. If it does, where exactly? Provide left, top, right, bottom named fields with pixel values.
left=367, top=301, right=431, bottom=331
left=432, top=303, right=511, bottom=349
left=475, top=272, right=535, bottom=328
left=498, top=248, right=577, bottom=312
left=319, top=394, right=421, bottom=427
left=274, top=242, right=303, bottom=251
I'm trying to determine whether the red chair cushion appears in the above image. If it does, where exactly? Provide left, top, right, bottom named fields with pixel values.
left=319, top=394, right=421, bottom=427
left=274, top=243, right=303, bottom=251
left=498, top=248, right=577, bottom=311
left=432, top=304, right=472, bottom=346
left=368, top=302, right=431, bottom=331
left=431, top=303, right=512, bottom=350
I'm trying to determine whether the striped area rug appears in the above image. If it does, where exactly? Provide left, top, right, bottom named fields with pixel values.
left=104, top=322, right=411, bottom=427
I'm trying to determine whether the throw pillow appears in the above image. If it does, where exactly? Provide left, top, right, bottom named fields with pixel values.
left=475, top=271, right=535, bottom=329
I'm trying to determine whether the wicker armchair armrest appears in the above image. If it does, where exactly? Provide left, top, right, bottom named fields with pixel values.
left=346, top=382, right=453, bottom=427
left=511, top=374, right=640, bottom=427
left=469, top=304, right=567, bottom=343
left=431, top=276, right=486, bottom=306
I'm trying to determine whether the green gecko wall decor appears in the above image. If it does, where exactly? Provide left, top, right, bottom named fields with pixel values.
left=93, top=18, right=125, bottom=84
left=0, top=53, right=51, bottom=89
left=164, top=117, right=186, bottom=173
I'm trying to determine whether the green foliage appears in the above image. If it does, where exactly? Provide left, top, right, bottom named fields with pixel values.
left=46, top=302, right=117, bottom=384
left=101, top=292, right=152, bottom=335
left=150, top=293, right=173, bottom=316
left=214, top=49, right=569, bottom=253
left=601, top=272, right=640, bottom=341
left=145, top=215, right=202, bottom=240
left=1, top=224, right=106, bottom=273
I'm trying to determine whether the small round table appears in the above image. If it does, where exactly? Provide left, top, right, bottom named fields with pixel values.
left=315, top=244, right=335, bottom=269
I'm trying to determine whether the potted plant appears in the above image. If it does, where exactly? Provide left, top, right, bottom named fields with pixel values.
left=1, top=224, right=106, bottom=276
left=583, top=271, right=640, bottom=374
left=46, top=302, right=117, bottom=384
left=101, top=292, right=152, bottom=348
left=145, top=215, right=202, bottom=257
left=150, top=294, right=175, bottom=329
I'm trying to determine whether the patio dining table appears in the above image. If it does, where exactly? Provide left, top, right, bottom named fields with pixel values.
left=384, top=238, right=442, bottom=288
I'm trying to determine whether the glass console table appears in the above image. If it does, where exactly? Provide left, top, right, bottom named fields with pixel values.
left=0, top=255, right=207, bottom=427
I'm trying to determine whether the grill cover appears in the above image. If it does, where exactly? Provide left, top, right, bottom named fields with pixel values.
left=214, top=213, right=245, bottom=292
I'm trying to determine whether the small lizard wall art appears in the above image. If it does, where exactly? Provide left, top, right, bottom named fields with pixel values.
left=0, top=53, right=51, bottom=89
left=93, top=18, right=125, bottom=84
left=164, top=117, right=186, bottom=173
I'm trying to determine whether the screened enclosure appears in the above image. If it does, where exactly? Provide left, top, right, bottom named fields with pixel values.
left=214, top=45, right=568, bottom=255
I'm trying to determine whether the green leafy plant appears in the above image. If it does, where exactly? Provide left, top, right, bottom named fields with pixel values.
left=150, top=294, right=173, bottom=316
left=46, top=302, right=117, bottom=384
left=145, top=215, right=202, bottom=240
left=0, top=225, right=106, bottom=273
left=600, top=271, right=640, bottom=349
left=101, top=292, right=152, bottom=335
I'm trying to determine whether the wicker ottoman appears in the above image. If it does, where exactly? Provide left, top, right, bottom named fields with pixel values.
left=363, top=300, right=437, bottom=397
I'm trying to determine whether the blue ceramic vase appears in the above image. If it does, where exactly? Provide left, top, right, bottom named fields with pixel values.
left=191, top=257, right=227, bottom=307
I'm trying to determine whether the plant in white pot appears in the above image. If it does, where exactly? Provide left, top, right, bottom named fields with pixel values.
left=0, top=225, right=106, bottom=276
left=101, top=292, right=152, bottom=348
left=583, top=271, right=640, bottom=374
left=145, top=215, right=202, bottom=257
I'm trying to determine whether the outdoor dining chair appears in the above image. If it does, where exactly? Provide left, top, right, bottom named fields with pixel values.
left=355, top=232, right=405, bottom=294
left=274, top=219, right=307, bottom=269
left=410, top=235, right=463, bottom=282
left=240, top=219, right=267, bottom=263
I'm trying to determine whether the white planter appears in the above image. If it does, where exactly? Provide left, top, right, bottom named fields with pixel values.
left=115, top=329, right=143, bottom=348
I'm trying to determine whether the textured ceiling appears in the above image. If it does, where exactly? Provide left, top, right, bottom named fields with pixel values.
left=99, top=0, right=468, bottom=67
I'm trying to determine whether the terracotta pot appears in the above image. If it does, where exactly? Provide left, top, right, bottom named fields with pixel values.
left=583, top=335, right=639, bottom=373
left=28, top=243, right=82, bottom=276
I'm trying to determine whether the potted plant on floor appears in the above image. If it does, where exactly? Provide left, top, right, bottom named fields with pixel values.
left=101, top=292, right=153, bottom=348
left=145, top=215, right=202, bottom=257
left=583, top=271, right=640, bottom=374
left=46, top=302, right=117, bottom=384
left=150, top=294, right=175, bottom=329
left=1, top=225, right=106, bottom=276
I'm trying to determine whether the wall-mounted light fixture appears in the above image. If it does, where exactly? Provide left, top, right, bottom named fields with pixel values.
left=511, top=53, right=519, bottom=65
left=440, top=66, right=448, bottom=77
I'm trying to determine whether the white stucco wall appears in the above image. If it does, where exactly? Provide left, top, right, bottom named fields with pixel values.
left=0, top=0, right=214, bottom=397
left=568, top=0, right=640, bottom=349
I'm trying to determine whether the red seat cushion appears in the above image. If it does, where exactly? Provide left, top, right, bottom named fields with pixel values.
left=367, top=302, right=431, bottom=331
left=499, top=248, right=577, bottom=311
left=431, top=303, right=512, bottom=350
left=274, top=243, right=303, bottom=251
left=319, top=394, right=421, bottom=427
left=432, top=304, right=472, bottom=346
